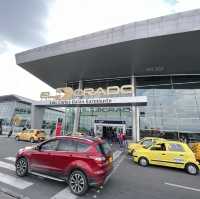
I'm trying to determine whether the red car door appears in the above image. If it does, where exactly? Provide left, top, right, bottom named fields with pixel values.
left=53, top=139, right=91, bottom=175
left=52, top=138, right=77, bottom=174
left=30, top=139, right=59, bottom=173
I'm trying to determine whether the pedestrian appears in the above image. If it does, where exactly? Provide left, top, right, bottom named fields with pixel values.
left=118, top=131, right=124, bottom=148
left=0, top=119, right=2, bottom=135
left=107, top=131, right=112, bottom=145
left=123, top=132, right=127, bottom=148
left=8, top=126, right=13, bottom=138
left=50, top=123, right=55, bottom=137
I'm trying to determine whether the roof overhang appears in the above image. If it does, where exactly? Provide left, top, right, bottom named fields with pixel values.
left=16, top=9, right=200, bottom=88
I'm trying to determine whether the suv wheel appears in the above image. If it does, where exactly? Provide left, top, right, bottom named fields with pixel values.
left=185, top=163, right=199, bottom=175
left=69, top=170, right=88, bottom=196
left=138, top=157, right=149, bottom=167
left=16, top=157, right=28, bottom=177
left=30, top=137, right=34, bottom=143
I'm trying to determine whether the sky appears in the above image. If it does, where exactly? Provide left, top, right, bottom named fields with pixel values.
left=1, top=0, right=200, bottom=100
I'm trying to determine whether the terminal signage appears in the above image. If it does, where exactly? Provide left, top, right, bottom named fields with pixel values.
left=40, top=85, right=134, bottom=100
left=38, top=84, right=147, bottom=107
left=35, top=96, right=147, bottom=107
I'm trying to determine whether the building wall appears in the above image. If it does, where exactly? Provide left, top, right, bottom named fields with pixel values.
left=136, top=75, right=200, bottom=140
left=0, top=99, right=64, bottom=131
left=63, top=75, right=200, bottom=141
left=0, top=101, right=16, bottom=125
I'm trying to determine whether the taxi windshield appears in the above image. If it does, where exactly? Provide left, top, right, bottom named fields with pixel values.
left=143, top=142, right=153, bottom=149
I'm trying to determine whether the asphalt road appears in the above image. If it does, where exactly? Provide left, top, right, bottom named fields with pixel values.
left=0, top=136, right=200, bottom=199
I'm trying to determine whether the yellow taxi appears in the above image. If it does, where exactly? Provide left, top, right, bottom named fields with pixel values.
left=15, top=129, right=46, bottom=143
left=133, top=140, right=200, bottom=175
left=128, top=137, right=166, bottom=155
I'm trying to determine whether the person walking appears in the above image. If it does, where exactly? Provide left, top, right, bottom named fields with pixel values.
left=123, top=132, right=128, bottom=148
left=8, top=125, right=13, bottom=138
left=0, top=119, right=2, bottom=135
left=50, top=123, right=55, bottom=137
left=118, top=131, right=124, bottom=148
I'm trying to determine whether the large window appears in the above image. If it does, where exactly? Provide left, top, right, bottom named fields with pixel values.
left=136, top=75, right=200, bottom=135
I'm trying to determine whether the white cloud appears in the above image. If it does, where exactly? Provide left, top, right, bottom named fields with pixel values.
left=1, top=0, right=200, bottom=100
left=175, top=0, right=200, bottom=12
left=47, top=0, right=174, bottom=43
left=0, top=42, right=54, bottom=100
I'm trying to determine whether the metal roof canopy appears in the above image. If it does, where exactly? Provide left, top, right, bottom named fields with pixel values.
left=16, top=9, right=200, bottom=89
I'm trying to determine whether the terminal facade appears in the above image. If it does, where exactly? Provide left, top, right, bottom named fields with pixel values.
left=15, top=9, right=200, bottom=141
left=0, top=95, right=64, bottom=132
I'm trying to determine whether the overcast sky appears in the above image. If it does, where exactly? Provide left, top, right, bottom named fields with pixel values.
left=0, top=0, right=200, bottom=100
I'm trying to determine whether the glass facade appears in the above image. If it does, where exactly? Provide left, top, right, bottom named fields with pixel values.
left=137, top=75, right=200, bottom=140
left=42, top=109, right=65, bottom=129
left=0, top=99, right=64, bottom=131
left=64, top=75, right=200, bottom=141
left=0, top=101, right=16, bottom=125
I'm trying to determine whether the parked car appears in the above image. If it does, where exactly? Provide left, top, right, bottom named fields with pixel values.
left=132, top=140, right=200, bottom=175
left=127, top=137, right=166, bottom=155
left=15, top=136, right=113, bottom=195
left=15, top=129, right=46, bottom=143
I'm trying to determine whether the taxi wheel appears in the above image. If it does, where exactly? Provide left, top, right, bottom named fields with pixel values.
left=185, top=163, right=199, bottom=175
left=30, top=137, right=35, bottom=143
left=15, top=136, right=20, bottom=141
left=138, top=157, right=149, bottom=167
left=68, top=170, right=88, bottom=196
left=16, top=157, right=28, bottom=177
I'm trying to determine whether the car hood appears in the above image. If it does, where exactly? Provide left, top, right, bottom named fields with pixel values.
left=128, top=143, right=142, bottom=149
left=18, top=145, right=35, bottom=153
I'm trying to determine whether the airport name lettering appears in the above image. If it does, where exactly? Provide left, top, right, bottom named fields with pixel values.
left=49, top=98, right=112, bottom=105
left=40, top=85, right=134, bottom=100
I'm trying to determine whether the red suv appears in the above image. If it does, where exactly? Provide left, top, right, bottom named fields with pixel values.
left=15, top=136, right=113, bottom=195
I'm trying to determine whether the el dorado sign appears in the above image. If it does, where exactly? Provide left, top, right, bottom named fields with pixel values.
left=40, top=85, right=134, bottom=100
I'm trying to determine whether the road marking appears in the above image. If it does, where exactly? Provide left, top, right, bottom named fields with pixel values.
left=0, top=161, right=15, bottom=171
left=104, top=155, right=125, bottom=185
left=50, top=151, right=123, bottom=198
left=113, top=150, right=122, bottom=161
left=4, top=157, right=16, bottom=162
left=165, top=182, right=200, bottom=192
left=0, top=172, right=33, bottom=189
left=50, top=188, right=77, bottom=199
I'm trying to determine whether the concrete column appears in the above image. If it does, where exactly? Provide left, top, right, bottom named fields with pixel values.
left=131, top=76, right=140, bottom=142
left=31, top=105, right=45, bottom=129
left=136, top=106, right=140, bottom=141
left=73, top=80, right=83, bottom=133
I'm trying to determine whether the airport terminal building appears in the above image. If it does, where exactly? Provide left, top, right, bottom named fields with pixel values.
left=0, top=95, right=64, bottom=132
left=15, top=9, right=200, bottom=141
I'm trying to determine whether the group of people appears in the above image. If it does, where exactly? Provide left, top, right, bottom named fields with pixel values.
left=104, top=129, right=127, bottom=148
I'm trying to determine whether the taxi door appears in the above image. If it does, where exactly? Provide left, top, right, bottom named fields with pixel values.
left=24, top=130, right=32, bottom=141
left=20, top=130, right=28, bottom=140
left=164, top=143, right=186, bottom=169
left=148, top=143, right=168, bottom=166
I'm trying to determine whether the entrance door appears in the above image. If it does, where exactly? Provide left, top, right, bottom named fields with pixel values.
left=94, top=121, right=126, bottom=138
